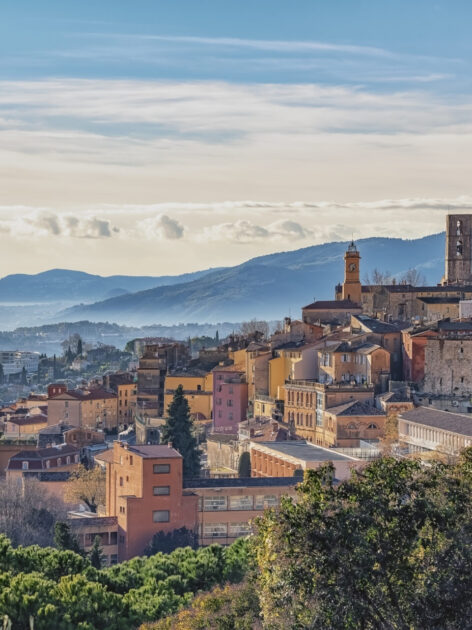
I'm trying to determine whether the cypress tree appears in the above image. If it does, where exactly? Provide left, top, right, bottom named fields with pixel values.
left=20, top=366, right=27, bottom=385
left=0, top=363, right=4, bottom=385
left=77, top=337, right=83, bottom=358
left=89, top=535, right=104, bottom=569
left=161, top=384, right=200, bottom=478
left=54, top=522, right=83, bottom=555
left=238, top=451, right=251, bottom=477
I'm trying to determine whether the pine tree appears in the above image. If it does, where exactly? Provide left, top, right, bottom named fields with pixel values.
left=161, top=385, right=200, bottom=478
left=54, top=522, right=83, bottom=555
left=89, top=535, right=104, bottom=569
left=77, top=337, right=83, bottom=358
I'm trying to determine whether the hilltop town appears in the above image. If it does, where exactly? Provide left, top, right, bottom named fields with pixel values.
left=0, top=212, right=471, bottom=566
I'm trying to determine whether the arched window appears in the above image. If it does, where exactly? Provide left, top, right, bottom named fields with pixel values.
left=367, top=423, right=378, bottom=430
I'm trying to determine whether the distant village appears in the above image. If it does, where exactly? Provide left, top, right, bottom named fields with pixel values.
left=2, top=212, right=472, bottom=565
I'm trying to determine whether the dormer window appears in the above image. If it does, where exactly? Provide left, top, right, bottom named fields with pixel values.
left=22, top=461, right=29, bottom=470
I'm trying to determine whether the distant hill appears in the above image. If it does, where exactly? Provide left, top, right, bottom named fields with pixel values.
left=60, top=233, right=445, bottom=326
left=0, top=267, right=222, bottom=303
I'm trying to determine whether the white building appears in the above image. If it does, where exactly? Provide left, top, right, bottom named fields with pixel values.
left=0, top=351, right=40, bottom=377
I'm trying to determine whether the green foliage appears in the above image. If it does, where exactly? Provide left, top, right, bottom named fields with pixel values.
left=54, top=522, right=84, bottom=556
left=160, top=385, right=200, bottom=478
left=145, top=528, right=197, bottom=556
left=253, top=452, right=472, bottom=629
left=89, top=536, right=104, bottom=570
left=237, top=452, right=251, bottom=478
left=143, top=580, right=261, bottom=630
left=0, top=534, right=249, bottom=630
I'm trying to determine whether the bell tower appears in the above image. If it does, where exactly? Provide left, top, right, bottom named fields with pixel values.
left=342, top=241, right=362, bottom=303
left=444, top=214, right=472, bottom=285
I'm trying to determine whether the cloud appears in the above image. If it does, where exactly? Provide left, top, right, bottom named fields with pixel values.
left=2, top=211, right=119, bottom=239
left=138, top=214, right=185, bottom=240
left=200, top=219, right=313, bottom=244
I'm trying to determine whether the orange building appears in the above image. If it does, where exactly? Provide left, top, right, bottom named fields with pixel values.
left=250, top=440, right=362, bottom=480
left=104, top=442, right=198, bottom=560
left=284, top=380, right=374, bottom=446
left=318, top=341, right=390, bottom=389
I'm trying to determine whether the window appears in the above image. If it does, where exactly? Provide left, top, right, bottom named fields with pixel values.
left=227, top=400, right=233, bottom=407
left=367, top=423, right=378, bottom=430
left=229, top=523, right=253, bottom=537
left=197, top=384, right=202, bottom=391
left=65, top=401, right=69, bottom=408
left=110, top=554, right=118, bottom=565
left=203, top=495, right=227, bottom=511
left=66, top=456, right=71, bottom=465
left=153, top=510, right=170, bottom=523
left=45, top=460, right=50, bottom=469
left=120, top=477, right=123, bottom=486
left=74, top=455, right=79, bottom=463
left=255, top=495, right=278, bottom=509
left=129, top=456, right=133, bottom=465
left=153, top=464, right=170, bottom=474
left=153, top=486, right=170, bottom=496
left=22, top=461, right=29, bottom=470
left=203, top=523, right=227, bottom=538
left=229, top=495, right=253, bottom=510
left=228, top=412, right=234, bottom=421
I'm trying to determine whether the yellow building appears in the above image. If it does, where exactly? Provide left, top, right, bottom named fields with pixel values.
left=164, top=371, right=213, bottom=420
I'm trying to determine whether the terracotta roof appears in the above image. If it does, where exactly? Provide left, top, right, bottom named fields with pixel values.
left=352, top=314, right=403, bottom=334
left=94, top=449, right=114, bottom=464
left=6, top=414, right=48, bottom=426
left=9, top=444, right=79, bottom=460
left=302, top=299, right=361, bottom=310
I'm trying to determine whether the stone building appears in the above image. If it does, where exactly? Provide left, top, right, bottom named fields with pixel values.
left=443, top=214, right=472, bottom=285
left=318, top=341, right=390, bottom=389
left=48, top=389, right=118, bottom=431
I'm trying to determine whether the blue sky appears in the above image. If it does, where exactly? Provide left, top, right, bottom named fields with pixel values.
left=0, top=1, right=471, bottom=275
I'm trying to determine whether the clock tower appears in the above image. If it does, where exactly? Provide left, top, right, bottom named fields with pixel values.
left=341, top=241, right=362, bottom=304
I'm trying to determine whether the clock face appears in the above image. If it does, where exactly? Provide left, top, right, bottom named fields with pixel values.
left=349, top=263, right=357, bottom=272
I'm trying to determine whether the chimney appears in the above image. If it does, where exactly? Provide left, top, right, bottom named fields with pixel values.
left=168, top=441, right=173, bottom=448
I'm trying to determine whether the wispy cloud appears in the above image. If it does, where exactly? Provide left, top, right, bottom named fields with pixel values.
left=0, top=211, right=119, bottom=239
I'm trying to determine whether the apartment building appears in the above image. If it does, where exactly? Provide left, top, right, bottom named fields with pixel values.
left=48, top=389, right=118, bottom=431
left=284, top=380, right=374, bottom=446
left=164, top=370, right=213, bottom=420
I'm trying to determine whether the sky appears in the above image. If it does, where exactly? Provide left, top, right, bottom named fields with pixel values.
left=1, top=0, right=472, bottom=277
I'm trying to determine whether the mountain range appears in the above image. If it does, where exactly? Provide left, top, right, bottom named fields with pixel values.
left=0, top=233, right=445, bottom=328
left=58, top=233, right=445, bottom=326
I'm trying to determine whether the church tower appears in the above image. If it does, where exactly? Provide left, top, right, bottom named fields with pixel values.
left=341, top=241, right=362, bottom=303
left=444, top=214, right=472, bottom=285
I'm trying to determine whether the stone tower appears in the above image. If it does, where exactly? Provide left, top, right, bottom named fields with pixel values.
left=341, top=241, right=362, bottom=303
left=444, top=214, right=472, bottom=285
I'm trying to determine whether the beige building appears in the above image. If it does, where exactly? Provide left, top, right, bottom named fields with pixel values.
left=398, top=407, right=472, bottom=455
left=48, top=389, right=118, bottom=431
left=318, top=341, right=390, bottom=389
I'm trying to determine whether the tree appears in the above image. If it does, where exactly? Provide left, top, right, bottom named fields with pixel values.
left=363, top=268, right=394, bottom=285
left=240, top=319, right=269, bottom=339
left=0, top=478, right=67, bottom=547
left=77, top=337, right=83, bottom=357
left=253, top=454, right=472, bottom=629
left=64, top=465, right=106, bottom=513
left=215, top=329, right=220, bottom=345
left=401, top=267, right=426, bottom=286
left=145, top=527, right=197, bottom=556
left=54, top=522, right=83, bottom=555
left=89, top=535, right=104, bottom=569
left=238, top=452, right=251, bottom=477
left=65, top=345, right=74, bottom=365
left=0, top=363, right=4, bottom=385
left=380, top=412, right=399, bottom=454
left=161, top=385, right=200, bottom=478
left=20, top=366, right=27, bottom=386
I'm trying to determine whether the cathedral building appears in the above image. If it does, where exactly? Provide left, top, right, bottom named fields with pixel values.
left=332, top=214, right=472, bottom=323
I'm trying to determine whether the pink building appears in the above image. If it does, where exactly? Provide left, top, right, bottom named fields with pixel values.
left=212, top=366, right=248, bottom=433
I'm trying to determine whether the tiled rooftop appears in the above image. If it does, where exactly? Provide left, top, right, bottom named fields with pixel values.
left=400, top=407, right=472, bottom=436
